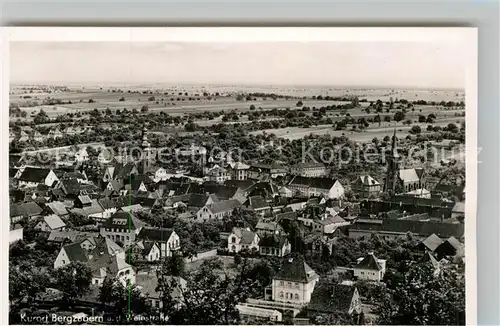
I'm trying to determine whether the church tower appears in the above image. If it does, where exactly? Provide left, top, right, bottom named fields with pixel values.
left=384, top=129, right=400, bottom=195
left=140, top=126, right=152, bottom=174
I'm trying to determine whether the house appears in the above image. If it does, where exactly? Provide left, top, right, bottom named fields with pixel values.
left=103, top=180, right=124, bottom=197
left=44, top=201, right=70, bottom=218
left=287, top=176, right=344, bottom=199
left=271, top=257, right=319, bottom=304
left=32, top=131, right=44, bottom=142
left=136, top=271, right=186, bottom=309
left=47, top=230, right=100, bottom=244
left=206, top=166, right=231, bottom=183
left=153, top=167, right=168, bottom=182
left=259, top=234, right=291, bottom=257
left=196, top=199, right=241, bottom=221
left=70, top=199, right=106, bottom=220
left=186, top=193, right=219, bottom=210
left=290, top=162, right=329, bottom=178
left=53, top=242, right=90, bottom=269
left=435, top=236, right=463, bottom=259
left=137, top=227, right=181, bottom=258
left=248, top=163, right=288, bottom=180
left=241, top=195, right=271, bottom=216
left=227, top=227, right=260, bottom=253
left=236, top=305, right=282, bottom=323
left=307, top=284, right=362, bottom=323
left=54, top=236, right=125, bottom=269
left=348, top=218, right=464, bottom=240
left=416, top=233, right=444, bottom=253
left=35, top=214, right=67, bottom=232
left=229, top=162, right=250, bottom=180
left=17, top=167, right=59, bottom=188
left=10, top=224, right=24, bottom=244
left=353, top=175, right=381, bottom=198
left=310, top=214, right=347, bottom=234
left=100, top=211, right=148, bottom=245
left=353, top=252, right=386, bottom=282
left=10, top=202, right=43, bottom=223
left=129, top=241, right=162, bottom=262
left=88, top=252, right=135, bottom=287
left=102, top=162, right=139, bottom=183
left=397, top=168, right=426, bottom=193
left=255, top=221, right=284, bottom=237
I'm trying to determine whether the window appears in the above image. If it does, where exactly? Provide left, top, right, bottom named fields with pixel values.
left=232, top=237, right=236, bottom=243
left=295, top=283, right=300, bottom=289
left=151, top=300, right=156, bottom=307
left=287, top=282, right=292, bottom=288
left=285, top=293, right=289, bottom=299
left=294, top=293, right=299, bottom=300
left=62, top=260, right=65, bottom=264
left=280, top=281, right=284, bottom=286
left=125, top=270, right=130, bottom=275
left=95, top=280, right=99, bottom=284
left=361, top=271, right=364, bottom=275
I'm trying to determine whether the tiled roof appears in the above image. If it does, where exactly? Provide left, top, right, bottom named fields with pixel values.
left=45, top=201, right=69, bottom=216
left=259, top=234, right=289, bottom=248
left=274, top=257, right=318, bottom=283
left=246, top=195, right=270, bottom=210
left=308, top=284, right=357, bottom=314
left=232, top=228, right=257, bottom=245
left=288, top=176, right=338, bottom=190
left=420, top=233, right=444, bottom=252
left=355, top=253, right=382, bottom=271
left=87, top=253, right=131, bottom=278
left=103, top=211, right=147, bottom=230
left=399, top=169, right=421, bottom=183
left=137, top=227, right=174, bottom=242
left=18, top=167, right=52, bottom=183
left=358, top=175, right=380, bottom=186
left=349, top=218, right=464, bottom=239
left=206, top=199, right=241, bottom=214
left=43, top=214, right=66, bottom=230
left=63, top=242, right=89, bottom=263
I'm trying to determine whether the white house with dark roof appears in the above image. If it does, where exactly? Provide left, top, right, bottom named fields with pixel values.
left=270, top=257, right=319, bottom=304
left=287, top=176, right=344, bottom=199
left=259, top=234, right=291, bottom=257
left=87, top=252, right=135, bottom=287
left=100, top=211, right=148, bottom=245
left=353, top=252, right=386, bottom=282
left=35, top=214, right=67, bottom=232
left=17, top=167, right=59, bottom=188
left=228, top=227, right=260, bottom=253
left=136, top=227, right=181, bottom=258
left=206, top=166, right=231, bottom=184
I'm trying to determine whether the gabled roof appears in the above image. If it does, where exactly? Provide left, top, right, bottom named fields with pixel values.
left=89, top=237, right=124, bottom=256
left=71, top=199, right=105, bottom=217
left=246, top=195, right=270, bottom=210
left=188, top=193, right=218, bottom=208
left=103, top=211, right=147, bottom=230
left=205, top=199, right=241, bottom=214
left=18, top=167, right=52, bottom=183
left=136, top=271, right=186, bottom=300
left=87, top=253, right=131, bottom=277
left=308, top=284, right=358, bottom=314
left=63, top=242, right=89, bottom=263
left=259, top=234, right=289, bottom=248
left=420, top=233, right=444, bottom=252
left=255, top=221, right=281, bottom=232
left=137, top=227, right=174, bottom=243
left=288, top=176, right=338, bottom=190
left=274, top=257, right=318, bottom=283
left=358, top=175, right=380, bottom=186
left=231, top=228, right=257, bottom=245
left=77, top=195, right=92, bottom=205
left=12, top=201, right=42, bottom=217
left=399, top=169, right=421, bottom=183
left=42, top=214, right=66, bottom=230
left=355, top=253, right=382, bottom=271
left=443, top=236, right=462, bottom=250
left=45, top=201, right=69, bottom=216
left=230, top=162, right=250, bottom=170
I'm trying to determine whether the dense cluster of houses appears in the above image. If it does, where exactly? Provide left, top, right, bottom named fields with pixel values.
left=9, top=127, right=465, bottom=323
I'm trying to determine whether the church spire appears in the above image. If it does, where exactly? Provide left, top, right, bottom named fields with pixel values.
left=141, top=125, right=150, bottom=149
left=391, top=128, right=399, bottom=158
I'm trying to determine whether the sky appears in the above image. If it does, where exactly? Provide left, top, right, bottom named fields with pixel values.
left=10, top=41, right=466, bottom=89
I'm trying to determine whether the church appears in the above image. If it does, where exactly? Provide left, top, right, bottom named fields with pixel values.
left=384, top=130, right=426, bottom=195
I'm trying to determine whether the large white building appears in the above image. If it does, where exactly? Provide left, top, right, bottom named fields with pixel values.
left=270, top=258, right=319, bottom=304
left=287, top=176, right=344, bottom=199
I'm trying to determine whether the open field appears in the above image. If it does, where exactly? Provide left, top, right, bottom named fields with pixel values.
left=250, top=118, right=465, bottom=142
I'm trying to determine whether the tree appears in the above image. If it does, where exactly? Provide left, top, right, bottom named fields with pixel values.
left=249, top=104, right=256, bottom=110
left=141, top=104, right=149, bottom=113
left=410, top=125, right=422, bottom=134
left=53, top=262, right=92, bottom=306
left=157, top=257, right=257, bottom=324
left=119, top=97, right=125, bottom=102
left=98, top=277, right=151, bottom=322
left=418, top=115, right=426, bottom=123
left=148, top=96, right=156, bottom=101
left=88, top=99, right=95, bottom=103
left=377, top=262, right=465, bottom=325
left=296, top=100, right=303, bottom=107
left=9, top=263, right=50, bottom=316
left=161, top=251, right=186, bottom=277
left=393, top=111, right=405, bottom=122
